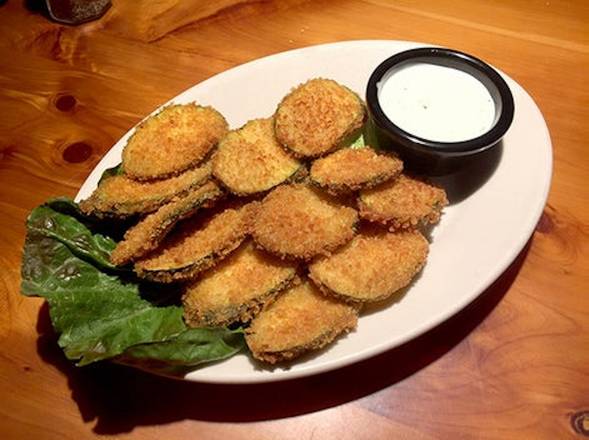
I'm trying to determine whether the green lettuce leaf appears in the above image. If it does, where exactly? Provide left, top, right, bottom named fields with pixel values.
left=22, top=233, right=186, bottom=365
left=26, top=203, right=118, bottom=271
left=21, top=233, right=124, bottom=298
left=349, top=133, right=366, bottom=149
left=117, top=328, right=245, bottom=375
left=21, top=202, right=245, bottom=370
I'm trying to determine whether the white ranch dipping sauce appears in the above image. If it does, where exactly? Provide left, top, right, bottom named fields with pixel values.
left=377, top=63, right=496, bottom=142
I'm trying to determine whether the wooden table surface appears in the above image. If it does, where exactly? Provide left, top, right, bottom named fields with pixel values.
left=1, top=1, right=588, bottom=438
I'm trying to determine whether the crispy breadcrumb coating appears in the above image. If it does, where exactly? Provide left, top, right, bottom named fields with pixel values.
left=310, top=147, right=403, bottom=194
left=79, top=162, right=212, bottom=218
left=309, top=230, right=429, bottom=303
left=183, top=241, right=297, bottom=327
left=212, top=118, right=302, bottom=195
left=274, top=78, right=366, bottom=158
left=79, top=77, right=452, bottom=367
left=110, top=181, right=223, bottom=266
left=252, top=183, right=358, bottom=259
left=245, top=279, right=358, bottom=364
left=122, top=104, right=228, bottom=180
left=358, top=175, right=448, bottom=230
left=134, top=201, right=259, bottom=282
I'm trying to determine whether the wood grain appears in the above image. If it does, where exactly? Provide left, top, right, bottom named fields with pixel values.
left=1, top=0, right=588, bottom=439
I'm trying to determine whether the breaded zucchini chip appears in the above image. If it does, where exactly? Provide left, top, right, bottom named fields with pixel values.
left=274, top=78, right=366, bottom=158
left=358, top=174, right=448, bottom=230
left=245, top=279, right=358, bottom=364
left=122, top=104, right=228, bottom=180
left=310, top=147, right=403, bottom=194
left=135, top=202, right=259, bottom=282
left=110, top=181, right=223, bottom=266
left=79, top=162, right=212, bottom=218
left=212, top=118, right=302, bottom=195
left=309, top=230, right=429, bottom=303
left=252, top=184, right=358, bottom=259
left=183, top=241, right=297, bottom=327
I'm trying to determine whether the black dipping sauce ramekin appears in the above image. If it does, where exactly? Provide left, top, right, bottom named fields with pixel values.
left=366, top=47, right=515, bottom=175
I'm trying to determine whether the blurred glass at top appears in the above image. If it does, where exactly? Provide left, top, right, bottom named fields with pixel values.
left=45, top=0, right=111, bottom=25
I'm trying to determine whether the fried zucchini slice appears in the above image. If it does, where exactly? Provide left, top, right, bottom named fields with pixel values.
left=252, top=183, right=358, bottom=260
left=134, top=202, right=259, bottom=282
left=309, top=230, right=429, bottom=303
left=183, top=241, right=297, bottom=327
left=310, top=147, right=403, bottom=194
left=212, top=118, right=302, bottom=195
left=122, top=104, right=228, bottom=180
left=358, top=174, right=448, bottom=230
left=110, top=181, right=223, bottom=266
left=245, top=279, right=358, bottom=364
left=79, top=162, right=212, bottom=218
left=274, top=78, right=366, bottom=158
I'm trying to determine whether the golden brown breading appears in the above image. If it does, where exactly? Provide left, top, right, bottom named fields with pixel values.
left=110, top=181, right=223, bottom=266
left=79, top=162, right=212, bottom=218
left=212, top=118, right=302, bottom=195
left=358, top=174, right=448, bottom=230
left=134, top=201, right=259, bottom=282
left=310, top=147, right=403, bottom=195
left=274, top=78, right=366, bottom=158
left=245, top=279, right=358, bottom=364
left=122, top=104, right=228, bottom=180
left=309, top=230, right=429, bottom=303
left=252, top=183, right=358, bottom=260
left=183, top=241, right=297, bottom=327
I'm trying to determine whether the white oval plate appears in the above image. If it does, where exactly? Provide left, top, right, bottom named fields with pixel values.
left=76, top=40, right=552, bottom=384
